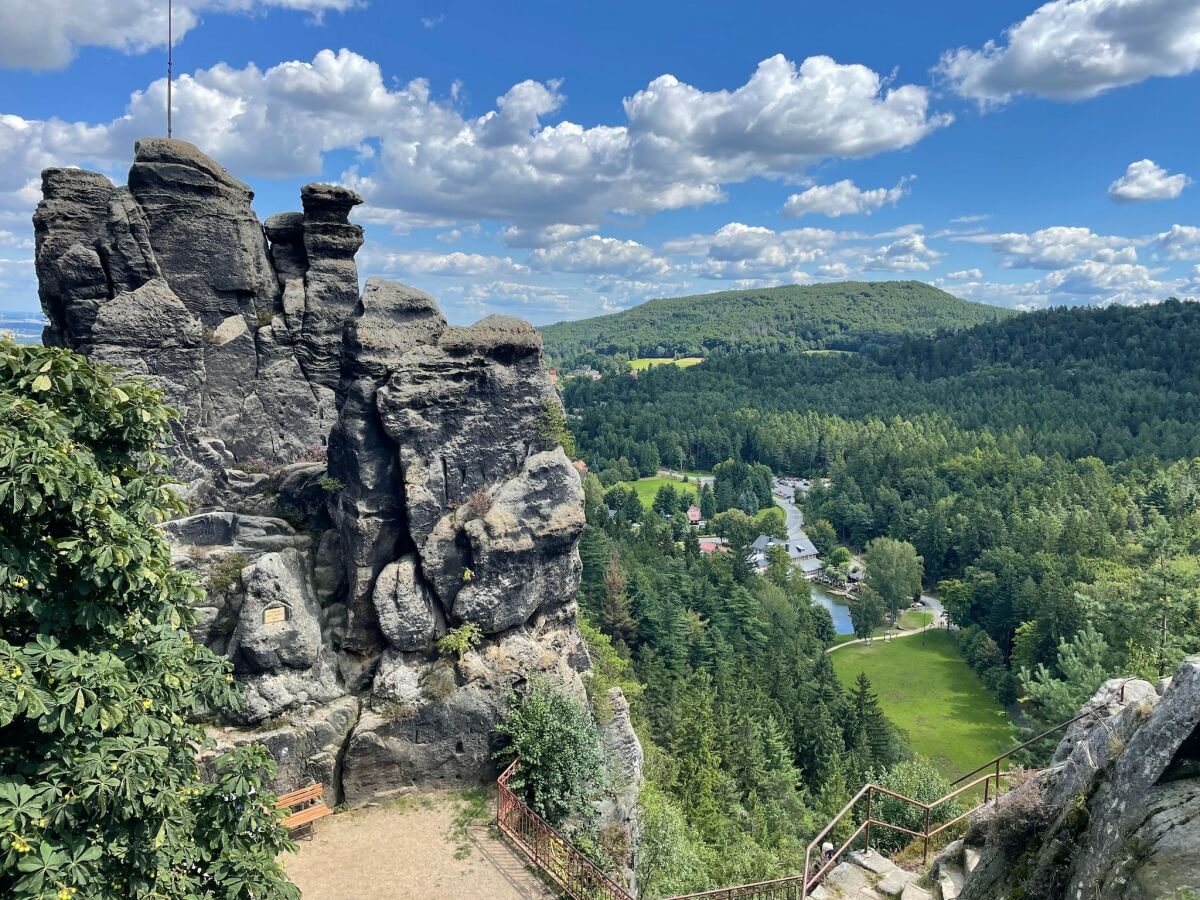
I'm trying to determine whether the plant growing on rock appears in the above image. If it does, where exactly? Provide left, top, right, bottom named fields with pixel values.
left=317, top=475, right=345, bottom=493
left=0, top=339, right=299, bottom=899
left=536, top=398, right=577, bottom=458
left=437, top=623, right=482, bottom=660
left=493, top=677, right=605, bottom=828
left=206, top=552, right=248, bottom=594
left=463, top=488, right=492, bottom=520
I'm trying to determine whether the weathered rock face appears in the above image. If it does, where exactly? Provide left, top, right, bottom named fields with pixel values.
left=34, top=139, right=361, bottom=496
left=955, top=658, right=1200, bottom=900
left=33, top=140, right=636, bottom=830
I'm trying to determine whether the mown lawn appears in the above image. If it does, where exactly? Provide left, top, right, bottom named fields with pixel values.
left=830, top=630, right=1016, bottom=779
left=629, top=356, right=704, bottom=370
left=620, top=476, right=699, bottom=510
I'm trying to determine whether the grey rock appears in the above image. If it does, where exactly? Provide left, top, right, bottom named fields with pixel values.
left=34, top=142, right=625, bottom=828
left=373, top=555, right=442, bottom=651
left=208, top=696, right=360, bottom=804
left=901, top=885, right=932, bottom=900
left=231, top=549, right=322, bottom=673
left=598, top=687, right=644, bottom=894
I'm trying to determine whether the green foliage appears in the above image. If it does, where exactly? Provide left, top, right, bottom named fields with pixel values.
left=849, top=588, right=886, bottom=641
left=437, top=623, right=482, bottom=660
left=541, top=280, right=1011, bottom=369
left=873, top=758, right=962, bottom=852
left=1019, top=626, right=1112, bottom=762
left=863, top=537, right=923, bottom=617
left=493, top=678, right=605, bottom=828
left=0, top=339, right=298, bottom=899
left=206, top=553, right=248, bottom=595
left=316, top=475, right=344, bottom=493
left=536, top=399, right=577, bottom=458
left=636, top=782, right=707, bottom=899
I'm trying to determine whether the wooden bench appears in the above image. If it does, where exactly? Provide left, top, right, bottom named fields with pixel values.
left=277, top=783, right=332, bottom=838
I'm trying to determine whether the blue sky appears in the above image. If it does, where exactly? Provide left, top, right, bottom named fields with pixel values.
left=1, top=0, right=1198, bottom=324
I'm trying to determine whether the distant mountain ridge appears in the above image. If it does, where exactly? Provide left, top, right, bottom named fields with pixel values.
left=540, top=280, right=1015, bottom=367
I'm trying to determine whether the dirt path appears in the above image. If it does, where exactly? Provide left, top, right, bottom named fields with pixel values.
left=282, top=790, right=556, bottom=900
left=826, top=624, right=943, bottom=653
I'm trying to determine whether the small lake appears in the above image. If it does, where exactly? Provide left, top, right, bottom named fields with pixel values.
left=810, top=581, right=853, bottom=635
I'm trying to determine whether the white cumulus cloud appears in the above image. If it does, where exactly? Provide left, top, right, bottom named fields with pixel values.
left=936, top=0, right=1200, bottom=105
left=959, top=226, right=1140, bottom=270
left=1108, top=159, right=1191, bottom=202
left=530, top=236, right=670, bottom=277
left=947, top=268, right=984, bottom=280
left=782, top=176, right=913, bottom=218
left=862, top=233, right=942, bottom=271
left=0, top=0, right=360, bottom=70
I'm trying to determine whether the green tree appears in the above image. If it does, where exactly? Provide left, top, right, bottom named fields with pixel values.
left=849, top=588, right=886, bottom=641
left=0, top=340, right=298, bottom=899
left=807, top=519, right=839, bottom=558
left=493, top=678, right=604, bottom=827
left=1019, top=626, right=1112, bottom=762
left=636, top=783, right=707, bottom=898
left=864, top=537, right=924, bottom=618
left=536, top=398, right=577, bottom=457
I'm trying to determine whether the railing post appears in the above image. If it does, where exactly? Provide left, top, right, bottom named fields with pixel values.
left=923, top=807, right=931, bottom=866
left=995, top=758, right=1002, bottom=798
left=864, top=788, right=872, bottom=854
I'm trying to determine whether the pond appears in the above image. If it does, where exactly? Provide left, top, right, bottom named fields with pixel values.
left=810, top=581, right=854, bottom=635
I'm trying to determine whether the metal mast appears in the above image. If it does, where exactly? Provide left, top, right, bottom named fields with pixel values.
left=167, top=0, right=173, bottom=137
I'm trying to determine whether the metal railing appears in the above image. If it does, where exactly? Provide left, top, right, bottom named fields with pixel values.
left=498, top=705, right=1109, bottom=900
left=496, top=758, right=634, bottom=900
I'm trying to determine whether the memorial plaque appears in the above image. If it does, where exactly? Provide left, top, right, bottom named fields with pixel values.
left=262, top=606, right=289, bottom=625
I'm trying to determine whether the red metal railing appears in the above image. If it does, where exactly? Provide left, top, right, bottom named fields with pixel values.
left=496, top=758, right=634, bottom=900
left=498, top=705, right=1108, bottom=900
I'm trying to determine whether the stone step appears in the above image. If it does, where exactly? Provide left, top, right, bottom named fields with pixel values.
left=810, top=860, right=886, bottom=900
left=849, top=849, right=897, bottom=877
left=901, top=884, right=933, bottom=900
left=937, top=862, right=965, bottom=900
left=875, top=867, right=918, bottom=898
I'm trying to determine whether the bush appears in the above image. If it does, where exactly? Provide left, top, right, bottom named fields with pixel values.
left=206, top=552, right=248, bottom=594
left=437, top=622, right=482, bottom=660
left=872, top=758, right=962, bottom=852
left=317, top=475, right=345, bottom=493
left=493, top=677, right=605, bottom=827
left=463, top=488, right=492, bottom=519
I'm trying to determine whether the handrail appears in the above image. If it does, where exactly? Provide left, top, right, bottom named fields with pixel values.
left=496, top=758, right=633, bottom=900
left=498, top=707, right=1108, bottom=900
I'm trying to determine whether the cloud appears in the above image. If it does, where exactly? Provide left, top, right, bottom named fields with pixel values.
left=936, top=0, right=1200, bottom=105
left=950, top=214, right=989, bottom=224
left=862, top=233, right=942, bottom=271
left=1108, top=159, right=1191, bottom=202
left=358, top=246, right=529, bottom=277
left=1156, top=224, right=1200, bottom=260
left=664, top=222, right=842, bottom=280
left=529, top=236, right=670, bottom=277
left=782, top=176, right=912, bottom=218
left=947, top=268, right=984, bottom=280
left=500, top=223, right=597, bottom=249
left=959, top=226, right=1139, bottom=270
left=0, top=0, right=360, bottom=70
left=420, top=14, right=444, bottom=28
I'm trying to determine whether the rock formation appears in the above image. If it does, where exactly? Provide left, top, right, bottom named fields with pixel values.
left=33, top=139, right=640, bottom=860
left=945, top=657, right=1200, bottom=900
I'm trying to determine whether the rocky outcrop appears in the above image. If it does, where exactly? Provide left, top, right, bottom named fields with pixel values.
left=33, top=139, right=636, bottom=830
left=953, top=658, right=1200, bottom=900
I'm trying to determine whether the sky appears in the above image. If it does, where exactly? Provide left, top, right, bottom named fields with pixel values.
left=0, top=0, right=1198, bottom=325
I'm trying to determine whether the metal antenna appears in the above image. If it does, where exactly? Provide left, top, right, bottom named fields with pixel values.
left=167, top=0, right=173, bottom=138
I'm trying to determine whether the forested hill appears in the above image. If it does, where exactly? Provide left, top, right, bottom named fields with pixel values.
left=540, top=280, right=1015, bottom=368
left=566, top=297, right=1200, bottom=466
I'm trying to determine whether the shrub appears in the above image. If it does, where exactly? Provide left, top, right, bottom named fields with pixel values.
left=317, top=475, right=345, bottom=493
left=493, top=677, right=605, bottom=828
left=206, top=552, right=248, bottom=594
left=873, top=758, right=962, bottom=852
left=0, top=338, right=298, bottom=898
left=464, top=488, right=492, bottom=519
left=536, top=399, right=577, bottom=458
left=437, top=622, right=483, bottom=660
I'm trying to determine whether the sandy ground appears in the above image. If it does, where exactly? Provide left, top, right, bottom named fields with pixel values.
left=282, top=791, right=556, bottom=900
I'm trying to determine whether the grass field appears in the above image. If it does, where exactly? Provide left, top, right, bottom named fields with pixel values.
left=629, top=356, right=705, bottom=370
left=898, top=610, right=934, bottom=630
left=620, top=476, right=699, bottom=510
left=831, top=631, right=1016, bottom=779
